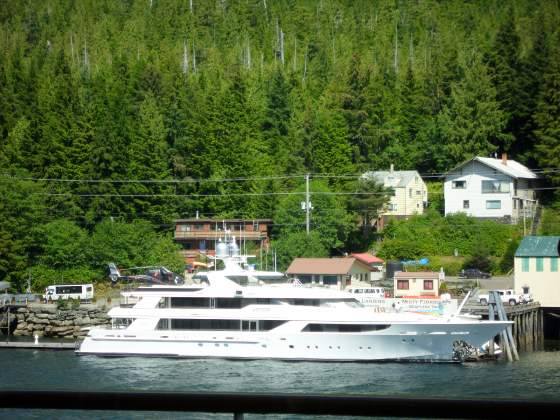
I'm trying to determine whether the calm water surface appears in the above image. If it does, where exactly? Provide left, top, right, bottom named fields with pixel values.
left=1, top=342, right=559, bottom=419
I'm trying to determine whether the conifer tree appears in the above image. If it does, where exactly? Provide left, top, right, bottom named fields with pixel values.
left=436, top=53, right=509, bottom=169
left=534, top=32, right=560, bottom=195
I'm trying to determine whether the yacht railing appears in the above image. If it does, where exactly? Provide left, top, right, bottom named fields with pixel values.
left=0, top=390, right=557, bottom=419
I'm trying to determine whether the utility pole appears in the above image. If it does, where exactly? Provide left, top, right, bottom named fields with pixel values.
left=305, top=174, right=310, bottom=235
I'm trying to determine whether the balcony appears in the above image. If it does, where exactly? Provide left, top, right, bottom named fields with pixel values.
left=174, top=230, right=267, bottom=241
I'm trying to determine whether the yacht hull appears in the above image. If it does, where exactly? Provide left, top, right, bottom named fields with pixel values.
left=77, top=321, right=509, bottom=362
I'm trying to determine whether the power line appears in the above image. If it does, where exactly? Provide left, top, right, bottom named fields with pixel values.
left=2, top=167, right=560, bottom=185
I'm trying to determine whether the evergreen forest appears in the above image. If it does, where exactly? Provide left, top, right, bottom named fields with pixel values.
left=1, top=0, right=560, bottom=291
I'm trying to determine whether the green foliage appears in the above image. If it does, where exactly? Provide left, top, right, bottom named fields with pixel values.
left=378, top=212, right=520, bottom=274
left=273, top=180, right=353, bottom=251
left=271, top=231, right=328, bottom=272
left=462, top=246, right=494, bottom=273
left=538, top=207, right=560, bottom=235
left=37, top=220, right=91, bottom=269
left=56, top=299, right=68, bottom=310
left=1, top=1, right=559, bottom=285
left=29, top=265, right=101, bottom=292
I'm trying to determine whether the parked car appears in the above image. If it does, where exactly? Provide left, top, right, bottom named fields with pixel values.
left=459, top=268, right=491, bottom=279
left=478, top=289, right=525, bottom=306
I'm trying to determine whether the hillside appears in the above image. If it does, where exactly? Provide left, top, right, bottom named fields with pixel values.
left=1, top=0, right=559, bottom=289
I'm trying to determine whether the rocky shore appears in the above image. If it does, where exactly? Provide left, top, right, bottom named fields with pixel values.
left=8, top=305, right=110, bottom=339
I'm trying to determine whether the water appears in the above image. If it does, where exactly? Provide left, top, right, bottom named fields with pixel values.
left=1, top=343, right=560, bottom=419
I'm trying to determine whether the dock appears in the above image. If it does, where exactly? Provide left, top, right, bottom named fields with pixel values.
left=463, top=300, right=543, bottom=355
left=0, top=341, right=76, bottom=350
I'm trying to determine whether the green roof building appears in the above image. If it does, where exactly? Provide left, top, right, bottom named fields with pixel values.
left=514, top=236, right=560, bottom=308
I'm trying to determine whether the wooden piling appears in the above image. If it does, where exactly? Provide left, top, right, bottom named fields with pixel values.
left=488, top=304, right=495, bottom=357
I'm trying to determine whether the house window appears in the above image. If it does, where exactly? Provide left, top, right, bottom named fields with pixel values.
left=486, top=200, right=501, bottom=209
left=452, top=180, right=466, bottom=189
left=194, top=224, right=204, bottom=231
left=536, top=257, right=544, bottom=272
left=551, top=258, right=558, bottom=272
left=416, top=190, right=422, bottom=195
left=388, top=203, right=397, bottom=211
left=522, top=257, right=529, bottom=272
left=298, top=275, right=312, bottom=284
left=481, top=180, right=510, bottom=193
left=424, top=280, right=434, bottom=290
left=397, top=280, right=409, bottom=290
left=180, top=225, right=191, bottom=232
left=463, top=200, right=469, bottom=209
left=323, top=275, right=338, bottom=286
left=409, top=189, right=412, bottom=198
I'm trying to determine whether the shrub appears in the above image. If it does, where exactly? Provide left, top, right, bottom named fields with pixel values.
left=56, top=299, right=68, bottom=310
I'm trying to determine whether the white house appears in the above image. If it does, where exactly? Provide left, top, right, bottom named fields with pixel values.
left=363, top=165, right=428, bottom=228
left=444, top=154, right=538, bottom=223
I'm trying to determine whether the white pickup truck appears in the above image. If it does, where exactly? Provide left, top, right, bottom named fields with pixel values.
left=478, top=289, right=531, bottom=306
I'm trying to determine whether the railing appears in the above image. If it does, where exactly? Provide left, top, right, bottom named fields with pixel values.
left=1, top=390, right=559, bottom=418
left=174, top=231, right=266, bottom=240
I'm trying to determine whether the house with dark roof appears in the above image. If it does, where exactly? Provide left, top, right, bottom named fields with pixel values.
left=514, top=236, right=560, bottom=308
left=363, top=165, right=428, bottom=226
left=444, top=154, right=538, bottom=223
left=286, top=258, right=373, bottom=289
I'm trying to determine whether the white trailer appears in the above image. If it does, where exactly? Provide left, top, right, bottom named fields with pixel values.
left=43, top=284, right=94, bottom=302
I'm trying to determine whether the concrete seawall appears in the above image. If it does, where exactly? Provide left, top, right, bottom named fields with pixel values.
left=5, top=305, right=110, bottom=339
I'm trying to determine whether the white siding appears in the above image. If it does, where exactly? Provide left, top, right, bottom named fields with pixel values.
left=445, top=161, right=514, bottom=218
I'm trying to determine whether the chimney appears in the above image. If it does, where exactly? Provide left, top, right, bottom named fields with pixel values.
left=390, top=163, right=394, bottom=173
left=501, top=153, right=507, bottom=165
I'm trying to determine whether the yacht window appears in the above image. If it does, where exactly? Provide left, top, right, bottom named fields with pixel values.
left=225, top=275, right=249, bottom=286
left=216, top=298, right=243, bottom=309
left=170, top=297, right=211, bottom=308
left=156, top=318, right=286, bottom=331
left=192, top=274, right=209, bottom=284
left=302, top=324, right=390, bottom=332
left=156, top=319, right=169, bottom=330
left=253, top=275, right=288, bottom=283
left=114, top=318, right=135, bottom=328
left=259, top=320, right=287, bottom=330
left=165, top=319, right=241, bottom=330
left=293, top=299, right=320, bottom=306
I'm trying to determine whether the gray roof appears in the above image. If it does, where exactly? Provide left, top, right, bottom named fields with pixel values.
left=515, top=236, right=560, bottom=257
left=448, top=157, right=537, bottom=180
left=363, top=171, right=420, bottom=188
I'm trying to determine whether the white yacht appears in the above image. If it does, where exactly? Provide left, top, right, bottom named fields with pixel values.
left=77, top=239, right=510, bottom=362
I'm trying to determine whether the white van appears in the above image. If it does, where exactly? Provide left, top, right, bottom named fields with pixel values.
left=347, top=287, right=386, bottom=305
left=43, top=284, right=94, bottom=302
